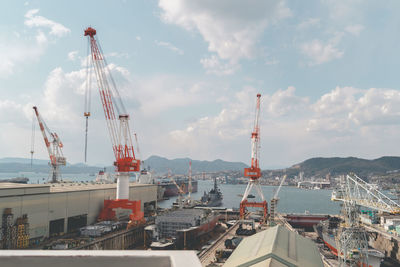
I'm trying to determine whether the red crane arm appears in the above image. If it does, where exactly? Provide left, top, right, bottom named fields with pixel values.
left=84, top=27, right=139, bottom=172
left=244, top=93, right=261, bottom=179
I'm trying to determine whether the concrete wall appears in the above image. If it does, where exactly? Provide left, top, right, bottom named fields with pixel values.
left=0, top=184, right=157, bottom=239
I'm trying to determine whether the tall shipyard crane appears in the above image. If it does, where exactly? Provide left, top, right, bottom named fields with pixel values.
left=240, top=93, right=268, bottom=221
left=331, top=173, right=400, bottom=266
left=83, top=27, right=143, bottom=225
left=32, top=106, right=66, bottom=183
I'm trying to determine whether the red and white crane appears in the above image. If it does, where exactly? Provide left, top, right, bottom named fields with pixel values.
left=240, top=93, right=268, bottom=221
left=32, top=106, right=66, bottom=183
left=83, top=27, right=143, bottom=224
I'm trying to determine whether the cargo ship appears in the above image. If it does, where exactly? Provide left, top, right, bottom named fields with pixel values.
left=149, top=208, right=220, bottom=249
left=198, top=177, right=223, bottom=207
left=158, top=178, right=198, bottom=197
left=314, top=217, right=384, bottom=267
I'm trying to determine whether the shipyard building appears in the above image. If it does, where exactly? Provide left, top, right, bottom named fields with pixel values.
left=0, top=182, right=157, bottom=242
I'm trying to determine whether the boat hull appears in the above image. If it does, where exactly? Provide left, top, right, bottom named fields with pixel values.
left=161, top=180, right=198, bottom=197
left=284, top=214, right=329, bottom=228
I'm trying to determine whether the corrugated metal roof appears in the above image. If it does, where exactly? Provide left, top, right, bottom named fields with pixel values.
left=223, top=225, right=324, bottom=267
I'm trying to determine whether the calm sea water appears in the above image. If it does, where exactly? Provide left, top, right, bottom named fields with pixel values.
left=0, top=173, right=341, bottom=214
left=158, top=180, right=342, bottom=215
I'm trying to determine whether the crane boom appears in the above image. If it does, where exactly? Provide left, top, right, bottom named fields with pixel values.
left=273, top=174, right=287, bottom=199
left=84, top=27, right=139, bottom=173
left=33, top=106, right=66, bottom=183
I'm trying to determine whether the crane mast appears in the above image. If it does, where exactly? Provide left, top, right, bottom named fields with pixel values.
left=32, top=106, right=66, bottom=183
left=240, top=93, right=267, bottom=222
left=84, top=27, right=143, bottom=225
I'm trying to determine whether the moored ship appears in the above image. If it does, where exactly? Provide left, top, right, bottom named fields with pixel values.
left=198, top=177, right=223, bottom=207
left=159, top=178, right=198, bottom=197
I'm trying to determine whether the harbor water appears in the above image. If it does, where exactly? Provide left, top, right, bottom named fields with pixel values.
left=158, top=180, right=342, bottom=214
left=0, top=173, right=341, bottom=214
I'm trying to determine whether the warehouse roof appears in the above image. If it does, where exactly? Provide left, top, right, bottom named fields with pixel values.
left=0, top=182, right=155, bottom=196
left=223, top=225, right=324, bottom=267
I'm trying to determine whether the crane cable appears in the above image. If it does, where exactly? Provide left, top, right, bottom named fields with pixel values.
left=84, top=36, right=92, bottom=163
left=30, top=110, right=36, bottom=167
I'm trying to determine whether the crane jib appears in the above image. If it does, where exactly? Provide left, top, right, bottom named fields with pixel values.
left=85, top=27, right=140, bottom=173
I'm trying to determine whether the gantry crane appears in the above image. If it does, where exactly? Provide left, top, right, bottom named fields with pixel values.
left=331, top=173, right=400, bottom=266
left=32, top=106, right=66, bottom=183
left=240, top=93, right=268, bottom=222
left=83, top=27, right=143, bottom=225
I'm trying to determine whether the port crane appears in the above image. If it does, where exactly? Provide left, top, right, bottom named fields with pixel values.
left=83, top=27, right=143, bottom=225
left=32, top=106, right=66, bottom=183
left=331, top=173, right=400, bottom=266
left=332, top=173, right=400, bottom=214
left=240, top=93, right=268, bottom=222
left=270, top=174, right=287, bottom=224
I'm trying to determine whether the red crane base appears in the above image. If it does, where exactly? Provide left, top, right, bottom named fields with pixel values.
left=240, top=200, right=268, bottom=221
left=98, top=199, right=145, bottom=226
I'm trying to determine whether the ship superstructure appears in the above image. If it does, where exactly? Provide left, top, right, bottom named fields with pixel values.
left=199, top=177, right=223, bottom=207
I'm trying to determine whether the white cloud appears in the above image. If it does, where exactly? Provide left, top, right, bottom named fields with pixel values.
left=0, top=41, right=44, bottom=77
left=155, top=40, right=184, bottom=55
left=301, top=33, right=344, bottom=65
left=0, top=9, right=69, bottom=77
left=136, top=36, right=141, bottom=41
left=67, top=51, right=78, bottom=61
left=24, top=9, right=70, bottom=37
left=308, top=87, right=400, bottom=133
left=345, top=24, right=364, bottom=36
left=265, top=86, right=309, bottom=117
left=35, top=31, right=47, bottom=45
left=158, top=0, right=291, bottom=73
left=298, top=18, right=320, bottom=29
left=200, top=55, right=239, bottom=76
left=312, top=86, right=360, bottom=116
left=349, top=88, right=400, bottom=125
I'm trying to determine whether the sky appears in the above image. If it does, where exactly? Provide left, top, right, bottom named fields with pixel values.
left=1, top=0, right=400, bottom=169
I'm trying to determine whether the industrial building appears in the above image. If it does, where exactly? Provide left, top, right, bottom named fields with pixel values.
left=223, top=225, right=324, bottom=267
left=0, top=182, right=157, bottom=241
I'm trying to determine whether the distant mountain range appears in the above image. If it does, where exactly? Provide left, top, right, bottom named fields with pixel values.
left=143, top=155, right=248, bottom=174
left=276, top=156, right=400, bottom=178
left=1, top=156, right=399, bottom=177
left=0, top=156, right=248, bottom=175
